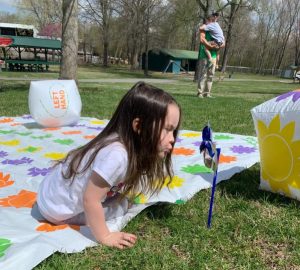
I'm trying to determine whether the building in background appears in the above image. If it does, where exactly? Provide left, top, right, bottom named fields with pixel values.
left=142, top=48, right=198, bottom=74
left=0, top=23, right=38, bottom=37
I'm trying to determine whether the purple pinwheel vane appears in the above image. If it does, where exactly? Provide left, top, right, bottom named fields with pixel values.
left=276, top=90, right=300, bottom=103
left=28, top=167, right=52, bottom=177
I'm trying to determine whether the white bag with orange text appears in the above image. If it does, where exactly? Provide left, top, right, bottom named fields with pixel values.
left=28, top=80, right=82, bottom=127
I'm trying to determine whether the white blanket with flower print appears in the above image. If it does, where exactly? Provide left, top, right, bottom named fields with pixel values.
left=0, top=116, right=259, bottom=270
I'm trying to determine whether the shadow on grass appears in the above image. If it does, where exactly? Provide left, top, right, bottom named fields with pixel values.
left=83, top=65, right=149, bottom=78
left=0, top=82, right=29, bottom=92
left=246, top=90, right=285, bottom=95
left=219, top=163, right=300, bottom=207
left=144, top=203, right=174, bottom=220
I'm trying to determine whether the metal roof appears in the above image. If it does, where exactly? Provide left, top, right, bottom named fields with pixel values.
left=0, top=35, right=61, bottom=49
left=160, top=48, right=198, bottom=60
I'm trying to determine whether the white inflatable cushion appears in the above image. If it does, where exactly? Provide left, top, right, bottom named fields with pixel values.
left=251, top=89, right=300, bottom=200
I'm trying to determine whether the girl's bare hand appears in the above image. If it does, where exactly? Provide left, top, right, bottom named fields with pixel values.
left=100, top=232, right=137, bottom=249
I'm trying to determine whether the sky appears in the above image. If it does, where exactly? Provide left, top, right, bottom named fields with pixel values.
left=0, top=0, right=17, bottom=14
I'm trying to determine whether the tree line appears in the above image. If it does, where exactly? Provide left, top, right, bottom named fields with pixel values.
left=1, top=0, right=299, bottom=77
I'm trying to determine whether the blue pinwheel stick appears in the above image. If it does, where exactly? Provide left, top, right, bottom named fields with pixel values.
left=199, top=123, right=221, bottom=228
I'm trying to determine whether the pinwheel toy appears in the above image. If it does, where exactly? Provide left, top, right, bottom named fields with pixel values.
left=199, top=123, right=221, bottom=228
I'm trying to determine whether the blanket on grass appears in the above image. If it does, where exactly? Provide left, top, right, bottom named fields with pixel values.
left=0, top=116, right=260, bottom=270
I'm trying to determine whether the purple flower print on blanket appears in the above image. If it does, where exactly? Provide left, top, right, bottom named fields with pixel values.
left=176, top=138, right=183, bottom=143
left=192, top=141, right=201, bottom=147
left=2, top=157, right=34, bottom=165
left=70, top=124, right=86, bottom=128
left=231, top=145, right=256, bottom=154
left=22, top=115, right=33, bottom=119
left=0, top=151, right=8, bottom=158
left=28, top=167, right=52, bottom=177
left=87, top=126, right=103, bottom=131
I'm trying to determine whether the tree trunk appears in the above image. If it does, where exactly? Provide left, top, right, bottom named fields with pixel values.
left=144, top=5, right=150, bottom=76
left=101, top=0, right=110, bottom=68
left=131, top=52, right=139, bottom=70
left=144, top=51, right=149, bottom=76
left=221, top=21, right=233, bottom=73
left=103, top=38, right=109, bottom=67
left=59, top=0, right=78, bottom=81
left=295, top=45, right=300, bottom=66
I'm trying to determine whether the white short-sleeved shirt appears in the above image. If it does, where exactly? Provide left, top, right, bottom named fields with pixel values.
left=205, top=22, right=224, bottom=44
left=37, top=141, right=128, bottom=222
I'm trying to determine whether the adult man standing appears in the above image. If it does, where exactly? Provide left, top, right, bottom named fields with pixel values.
left=197, top=11, right=225, bottom=98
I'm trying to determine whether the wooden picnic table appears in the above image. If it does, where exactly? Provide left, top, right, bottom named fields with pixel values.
left=5, top=59, right=60, bottom=72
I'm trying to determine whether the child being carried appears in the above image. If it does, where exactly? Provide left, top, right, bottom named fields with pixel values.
left=200, top=11, right=225, bottom=69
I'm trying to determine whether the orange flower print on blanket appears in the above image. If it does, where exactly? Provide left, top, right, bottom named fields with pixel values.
left=36, top=223, right=80, bottom=232
left=42, top=127, right=60, bottom=132
left=0, top=190, right=36, bottom=208
left=84, top=135, right=96, bottom=140
left=0, top=118, right=14, bottom=124
left=10, top=123, right=22, bottom=126
left=219, top=154, right=237, bottom=164
left=62, top=130, right=82, bottom=135
left=172, top=147, right=195, bottom=156
left=0, top=172, right=14, bottom=188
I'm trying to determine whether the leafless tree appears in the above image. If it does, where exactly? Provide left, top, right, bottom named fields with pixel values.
left=18, top=0, right=62, bottom=30
left=116, top=0, right=148, bottom=69
left=270, top=0, right=300, bottom=71
left=217, top=0, right=253, bottom=72
left=252, top=1, right=276, bottom=73
left=142, top=0, right=165, bottom=76
left=293, top=10, right=300, bottom=66
left=80, top=0, right=115, bottom=67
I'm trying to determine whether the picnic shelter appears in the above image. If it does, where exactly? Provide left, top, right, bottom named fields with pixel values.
left=0, top=35, right=61, bottom=72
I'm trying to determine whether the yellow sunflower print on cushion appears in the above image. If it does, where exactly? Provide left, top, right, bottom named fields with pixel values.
left=257, top=114, right=300, bottom=196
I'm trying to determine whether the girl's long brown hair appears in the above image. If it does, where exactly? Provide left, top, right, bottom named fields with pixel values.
left=57, top=81, right=181, bottom=197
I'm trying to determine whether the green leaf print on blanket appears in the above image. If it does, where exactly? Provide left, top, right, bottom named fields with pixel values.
left=0, top=238, right=12, bottom=257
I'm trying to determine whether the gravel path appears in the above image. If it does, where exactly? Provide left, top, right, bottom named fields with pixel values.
left=0, top=77, right=177, bottom=84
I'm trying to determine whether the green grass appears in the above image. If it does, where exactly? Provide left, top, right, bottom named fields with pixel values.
left=1, top=66, right=300, bottom=269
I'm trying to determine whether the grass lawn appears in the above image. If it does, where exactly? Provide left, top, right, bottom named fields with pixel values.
left=1, top=66, right=300, bottom=269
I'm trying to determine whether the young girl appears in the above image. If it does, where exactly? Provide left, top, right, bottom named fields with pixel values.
left=35, top=81, right=181, bottom=249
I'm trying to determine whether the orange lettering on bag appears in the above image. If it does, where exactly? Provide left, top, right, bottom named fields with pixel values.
left=52, top=90, right=67, bottom=109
